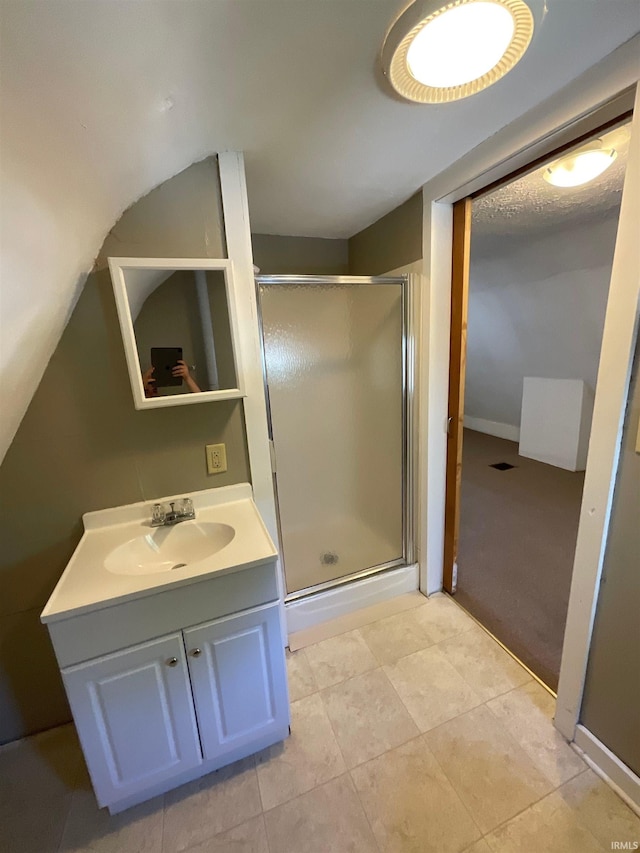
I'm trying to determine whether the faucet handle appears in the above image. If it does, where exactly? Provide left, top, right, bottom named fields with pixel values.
left=151, top=503, right=165, bottom=525
left=179, top=497, right=195, bottom=518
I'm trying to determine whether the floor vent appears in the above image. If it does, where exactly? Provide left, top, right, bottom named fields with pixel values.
left=490, top=462, right=516, bottom=470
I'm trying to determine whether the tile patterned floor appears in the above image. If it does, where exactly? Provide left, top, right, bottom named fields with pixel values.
left=1, top=593, right=638, bottom=852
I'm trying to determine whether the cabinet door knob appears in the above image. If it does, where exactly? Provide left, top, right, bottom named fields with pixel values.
left=190, top=648, right=202, bottom=657
left=166, top=657, right=178, bottom=667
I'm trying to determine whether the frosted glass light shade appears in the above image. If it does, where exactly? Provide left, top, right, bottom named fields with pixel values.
left=543, top=144, right=618, bottom=188
left=407, top=3, right=515, bottom=87
left=381, top=0, right=534, bottom=104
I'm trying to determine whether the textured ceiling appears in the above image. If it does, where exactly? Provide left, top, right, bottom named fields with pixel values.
left=473, top=123, right=631, bottom=239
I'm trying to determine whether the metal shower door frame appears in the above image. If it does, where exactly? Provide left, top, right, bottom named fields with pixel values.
left=255, top=274, right=415, bottom=603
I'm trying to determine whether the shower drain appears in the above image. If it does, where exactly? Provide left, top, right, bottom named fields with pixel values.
left=321, top=552, right=339, bottom=565
left=171, top=563, right=187, bottom=570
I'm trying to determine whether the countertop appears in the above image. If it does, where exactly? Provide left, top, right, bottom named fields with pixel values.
left=41, top=484, right=278, bottom=624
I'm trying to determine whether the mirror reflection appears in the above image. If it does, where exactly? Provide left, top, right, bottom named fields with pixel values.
left=125, top=268, right=238, bottom=399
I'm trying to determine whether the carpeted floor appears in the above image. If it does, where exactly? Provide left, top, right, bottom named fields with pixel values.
left=456, top=428, right=585, bottom=690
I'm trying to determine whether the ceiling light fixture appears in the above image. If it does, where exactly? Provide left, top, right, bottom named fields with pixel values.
left=543, top=141, right=618, bottom=188
left=381, top=0, right=534, bottom=104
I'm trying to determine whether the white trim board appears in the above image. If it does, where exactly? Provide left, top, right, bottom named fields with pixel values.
left=217, top=152, right=287, bottom=646
left=217, top=153, right=276, bottom=543
left=418, top=199, right=452, bottom=596
left=285, top=563, right=419, bottom=635
left=572, top=725, right=640, bottom=815
left=555, top=89, right=640, bottom=741
left=463, top=416, right=520, bottom=443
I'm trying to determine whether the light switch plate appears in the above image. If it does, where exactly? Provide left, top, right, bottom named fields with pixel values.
left=206, top=443, right=227, bottom=474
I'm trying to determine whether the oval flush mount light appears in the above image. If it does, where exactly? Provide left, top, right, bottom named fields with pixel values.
left=381, top=0, right=534, bottom=104
left=543, top=141, right=618, bottom=188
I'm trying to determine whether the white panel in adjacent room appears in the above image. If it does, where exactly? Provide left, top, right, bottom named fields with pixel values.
left=519, top=377, right=595, bottom=471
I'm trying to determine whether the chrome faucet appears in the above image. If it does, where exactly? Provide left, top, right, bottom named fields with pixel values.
left=151, top=498, right=195, bottom=527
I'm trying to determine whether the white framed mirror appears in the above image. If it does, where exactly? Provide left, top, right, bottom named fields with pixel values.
left=109, top=257, right=245, bottom=409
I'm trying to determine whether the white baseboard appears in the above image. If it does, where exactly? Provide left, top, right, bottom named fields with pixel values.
left=572, top=724, right=640, bottom=814
left=285, top=563, right=419, bottom=635
left=464, top=416, right=520, bottom=443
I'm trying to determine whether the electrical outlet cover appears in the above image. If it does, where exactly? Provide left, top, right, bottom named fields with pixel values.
left=206, top=443, right=227, bottom=474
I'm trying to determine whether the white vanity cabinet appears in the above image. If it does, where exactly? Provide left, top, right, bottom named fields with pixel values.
left=62, top=601, right=287, bottom=811
left=62, top=632, right=202, bottom=806
left=45, top=555, right=290, bottom=814
left=184, top=604, right=287, bottom=763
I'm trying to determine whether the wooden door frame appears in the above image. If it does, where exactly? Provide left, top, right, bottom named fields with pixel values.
left=443, top=198, right=472, bottom=593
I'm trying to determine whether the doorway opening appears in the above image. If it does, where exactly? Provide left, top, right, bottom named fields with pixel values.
left=444, top=116, right=632, bottom=691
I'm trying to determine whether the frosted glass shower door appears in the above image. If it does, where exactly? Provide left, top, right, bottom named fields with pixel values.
left=259, top=281, right=405, bottom=595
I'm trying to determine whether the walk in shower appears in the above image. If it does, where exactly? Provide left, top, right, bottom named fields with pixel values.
left=257, top=275, right=411, bottom=599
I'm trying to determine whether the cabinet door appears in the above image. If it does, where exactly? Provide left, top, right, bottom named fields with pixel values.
left=62, top=633, right=201, bottom=807
left=184, top=602, right=289, bottom=762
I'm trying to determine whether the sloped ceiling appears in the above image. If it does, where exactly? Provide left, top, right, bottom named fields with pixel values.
left=1, top=0, right=639, bottom=462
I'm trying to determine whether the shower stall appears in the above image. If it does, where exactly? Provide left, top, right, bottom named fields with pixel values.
left=257, top=275, right=412, bottom=600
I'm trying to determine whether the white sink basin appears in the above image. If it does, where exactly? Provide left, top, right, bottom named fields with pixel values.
left=40, top=485, right=278, bottom=624
left=104, top=521, right=236, bottom=576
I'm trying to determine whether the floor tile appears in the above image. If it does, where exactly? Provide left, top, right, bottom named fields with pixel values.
left=484, top=788, right=604, bottom=853
left=487, top=681, right=586, bottom=787
left=179, top=815, right=269, bottom=853
left=555, top=769, right=640, bottom=850
left=359, top=607, right=435, bottom=664
left=350, top=736, right=482, bottom=853
left=255, top=692, right=346, bottom=810
left=321, top=668, right=419, bottom=768
left=162, top=757, right=262, bottom=852
left=285, top=648, right=318, bottom=701
left=264, top=774, right=378, bottom=853
left=413, top=594, right=478, bottom=644
left=58, top=768, right=163, bottom=853
left=438, top=624, right=532, bottom=702
left=425, top=705, right=553, bottom=833
left=303, top=629, right=377, bottom=689
left=384, top=645, right=482, bottom=732
left=0, top=724, right=82, bottom=853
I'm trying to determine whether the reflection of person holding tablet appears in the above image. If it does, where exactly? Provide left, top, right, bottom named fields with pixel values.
left=172, top=360, right=201, bottom=393
left=143, top=361, right=201, bottom=397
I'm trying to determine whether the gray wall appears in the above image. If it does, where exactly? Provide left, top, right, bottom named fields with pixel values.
left=252, top=234, right=348, bottom=275
left=348, top=192, right=423, bottom=275
left=0, top=158, right=251, bottom=744
left=466, top=215, right=620, bottom=429
left=580, top=336, right=640, bottom=776
left=252, top=193, right=423, bottom=279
